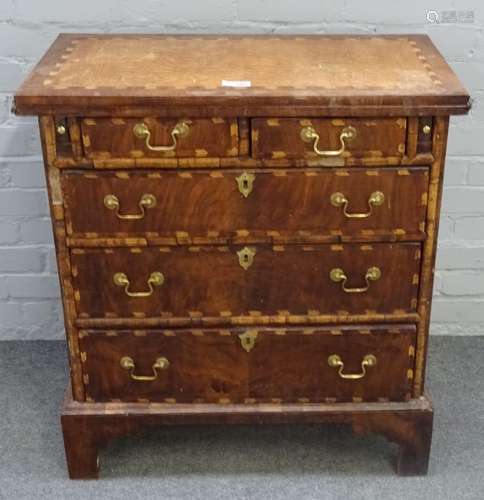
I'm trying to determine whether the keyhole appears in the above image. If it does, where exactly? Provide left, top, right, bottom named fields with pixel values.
left=243, top=180, right=248, bottom=190
left=237, top=247, right=255, bottom=270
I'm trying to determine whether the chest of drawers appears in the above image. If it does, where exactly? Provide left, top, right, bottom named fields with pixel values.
left=15, top=34, right=470, bottom=478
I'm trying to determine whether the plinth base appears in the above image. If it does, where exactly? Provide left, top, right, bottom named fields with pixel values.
left=61, top=387, right=433, bottom=479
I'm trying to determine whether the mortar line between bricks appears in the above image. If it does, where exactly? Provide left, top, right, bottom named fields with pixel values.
left=0, top=186, right=48, bottom=190
left=0, top=246, right=54, bottom=251
left=447, top=155, right=484, bottom=159
left=0, top=156, right=43, bottom=161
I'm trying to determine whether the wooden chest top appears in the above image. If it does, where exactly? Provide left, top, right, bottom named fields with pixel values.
left=15, top=34, right=469, bottom=116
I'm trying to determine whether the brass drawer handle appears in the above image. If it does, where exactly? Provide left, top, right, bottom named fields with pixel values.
left=120, top=356, right=170, bottom=381
left=113, top=271, right=164, bottom=297
left=328, top=354, right=377, bottom=380
left=104, top=193, right=156, bottom=220
left=329, top=266, right=381, bottom=293
left=133, top=121, right=189, bottom=152
left=330, top=191, right=384, bottom=219
left=300, top=125, right=356, bottom=157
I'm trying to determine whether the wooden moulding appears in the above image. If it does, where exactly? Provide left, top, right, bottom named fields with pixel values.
left=65, top=232, right=427, bottom=248
left=39, top=116, right=85, bottom=400
left=61, top=385, right=433, bottom=479
left=412, top=116, right=449, bottom=396
left=14, top=35, right=470, bottom=116
left=53, top=153, right=436, bottom=170
left=75, top=313, right=421, bottom=329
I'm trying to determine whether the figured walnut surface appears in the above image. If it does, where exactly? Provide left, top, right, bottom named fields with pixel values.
left=70, top=243, right=420, bottom=320
left=22, top=36, right=461, bottom=478
left=15, top=34, right=470, bottom=115
left=252, top=117, right=407, bottom=159
left=62, top=168, right=429, bottom=242
left=81, top=117, right=239, bottom=159
left=79, top=326, right=415, bottom=403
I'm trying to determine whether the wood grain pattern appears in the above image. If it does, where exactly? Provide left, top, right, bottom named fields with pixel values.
left=82, top=117, right=238, bottom=159
left=53, top=148, right=436, bottom=170
left=252, top=117, right=407, bottom=159
left=15, top=35, right=470, bottom=116
left=413, top=116, right=449, bottom=396
left=75, top=313, right=421, bottom=330
left=39, top=116, right=85, bottom=400
left=13, top=34, right=470, bottom=478
left=70, top=243, right=421, bottom=320
left=78, top=325, right=415, bottom=403
left=61, top=387, right=433, bottom=478
left=62, top=167, right=429, bottom=243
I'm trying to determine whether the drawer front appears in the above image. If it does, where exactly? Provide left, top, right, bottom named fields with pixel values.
left=79, top=325, right=416, bottom=403
left=81, top=117, right=238, bottom=159
left=252, top=118, right=407, bottom=160
left=63, top=167, right=429, bottom=242
left=71, top=243, right=420, bottom=320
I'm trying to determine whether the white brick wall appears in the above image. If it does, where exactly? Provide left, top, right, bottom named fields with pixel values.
left=0, top=0, right=483, bottom=339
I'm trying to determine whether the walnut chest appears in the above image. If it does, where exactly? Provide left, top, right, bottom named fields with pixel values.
left=15, top=34, right=470, bottom=478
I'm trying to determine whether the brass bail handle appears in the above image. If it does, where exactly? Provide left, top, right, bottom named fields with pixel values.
left=329, top=266, right=381, bottom=293
left=113, top=271, right=164, bottom=297
left=328, top=354, right=377, bottom=380
left=330, top=191, right=385, bottom=219
left=300, top=125, right=356, bottom=157
left=133, top=121, right=189, bottom=152
left=104, top=193, right=157, bottom=220
left=120, top=356, right=170, bottom=381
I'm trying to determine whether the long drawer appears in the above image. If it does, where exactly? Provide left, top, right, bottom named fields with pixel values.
left=70, top=243, right=421, bottom=320
left=79, top=325, right=416, bottom=403
left=62, top=168, right=429, bottom=243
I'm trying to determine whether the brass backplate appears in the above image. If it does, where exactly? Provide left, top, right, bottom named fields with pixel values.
left=236, top=172, right=255, bottom=198
left=238, top=330, right=258, bottom=353
left=237, top=246, right=256, bottom=270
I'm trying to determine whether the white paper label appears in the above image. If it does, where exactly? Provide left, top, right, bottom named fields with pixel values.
left=221, top=79, right=252, bottom=88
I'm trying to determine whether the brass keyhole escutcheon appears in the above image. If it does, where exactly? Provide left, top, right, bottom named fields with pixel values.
left=236, top=172, right=255, bottom=198
left=237, top=247, right=256, bottom=270
left=239, top=330, right=258, bottom=353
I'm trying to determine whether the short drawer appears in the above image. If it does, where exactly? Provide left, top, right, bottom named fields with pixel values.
left=252, top=118, right=407, bottom=160
left=71, top=243, right=420, bottom=320
left=62, top=167, right=429, bottom=243
left=79, top=325, right=416, bottom=403
left=81, top=117, right=238, bottom=159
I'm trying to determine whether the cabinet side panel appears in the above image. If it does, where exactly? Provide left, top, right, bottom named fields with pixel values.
left=39, top=115, right=85, bottom=400
left=413, top=115, right=449, bottom=396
